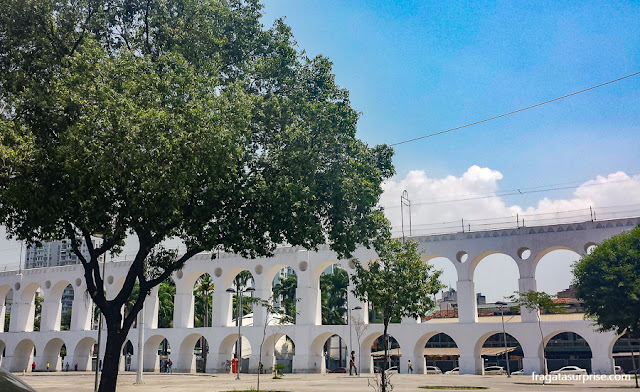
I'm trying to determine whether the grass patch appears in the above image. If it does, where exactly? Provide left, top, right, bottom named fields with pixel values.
left=418, top=387, right=488, bottom=390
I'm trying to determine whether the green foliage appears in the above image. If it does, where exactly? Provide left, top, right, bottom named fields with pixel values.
left=194, top=275, right=214, bottom=328
left=351, top=239, right=442, bottom=392
left=60, top=309, right=72, bottom=331
left=572, top=226, right=640, bottom=335
left=320, top=267, right=348, bottom=325
left=158, top=280, right=176, bottom=328
left=352, top=239, right=443, bottom=327
left=271, top=362, right=287, bottom=379
left=4, top=301, right=10, bottom=331
left=124, top=282, right=140, bottom=320
left=508, top=290, right=565, bottom=314
left=33, top=295, right=43, bottom=331
left=272, top=273, right=297, bottom=324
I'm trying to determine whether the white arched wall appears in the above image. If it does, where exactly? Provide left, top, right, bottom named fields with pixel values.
left=215, top=332, right=253, bottom=373
left=41, top=280, right=72, bottom=332
left=72, top=337, right=96, bottom=371
left=0, top=285, right=11, bottom=333
left=0, top=217, right=636, bottom=375
left=176, top=333, right=204, bottom=373
left=0, top=339, right=6, bottom=368
left=309, top=332, right=346, bottom=374
left=262, top=332, right=293, bottom=372
left=412, top=331, right=460, bottom=374
left=472, top=253, right=519, bottom=311
left=143, top=334, right=170, bottom=372
left=534, top=248, right=581, bottom=296
left=40, top=337, right=66, bottom=371
left=10, top=282, right=41, bottom=332
left=10, top=339, right=35, bottom=372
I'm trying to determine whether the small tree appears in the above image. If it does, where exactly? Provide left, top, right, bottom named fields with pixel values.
left=509, top=290, right=564, bottom=381
left=351, top=239, right=443, bottom=392
left=351, top=313, right=369, bottom=377
left=255, top=297, right=291, bottom=392
left=573, top=226, right=640, bottom=387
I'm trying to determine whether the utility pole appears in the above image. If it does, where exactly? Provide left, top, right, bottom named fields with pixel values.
left=495, top=301, right=511, bottom=377
left=135, top=302, right=144, bottom=384
left=401, top=190, right=412, bottom=242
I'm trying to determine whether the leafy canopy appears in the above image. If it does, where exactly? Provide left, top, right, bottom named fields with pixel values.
left=508, top=290, right=566, bottom=315
left=0, top=0, right=393, bottom=328
left=272, top=272, right=297, bottom=324
left=320, top=266, right=348, bottom=325
left=0, top=2, right=393, bottom=390
left=572, top=226, right=640, bottom=335
left=351, top=239, right=443, bottom=326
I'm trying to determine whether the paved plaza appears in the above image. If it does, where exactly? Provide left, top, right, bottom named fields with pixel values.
left=16, top=372, right=638, bottom=392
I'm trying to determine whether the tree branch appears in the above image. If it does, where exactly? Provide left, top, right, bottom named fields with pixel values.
left=144, top=247, right=203, bottom=289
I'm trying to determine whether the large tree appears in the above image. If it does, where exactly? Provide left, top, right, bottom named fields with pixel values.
left=0, top=1, right=394, bottom=391
left=573, top=226, right=640, bottom=386
left=351, top=239, right=442, bottom=392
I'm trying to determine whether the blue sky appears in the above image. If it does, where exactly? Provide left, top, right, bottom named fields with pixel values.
left=262, top=0, right=640, bottom=189
left=1, top=1, right=639, bottom=301
left=259, top=0, right=640, bottom=300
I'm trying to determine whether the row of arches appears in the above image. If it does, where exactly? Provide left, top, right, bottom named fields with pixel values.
left=0, top=235, right=626, bottom=333
left=2, top=328, right=637, bottom=375
left=0, top=262, right=353, bottom=335
left=0, top=245, right=605, bottom=334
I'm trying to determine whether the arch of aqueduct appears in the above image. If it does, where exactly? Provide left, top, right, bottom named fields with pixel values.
left=0, top=217, right=638, bottom=375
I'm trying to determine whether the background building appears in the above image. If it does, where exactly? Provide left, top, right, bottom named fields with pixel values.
left=24, top=238, right=102, bottom=269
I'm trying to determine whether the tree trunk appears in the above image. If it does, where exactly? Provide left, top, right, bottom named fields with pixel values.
left=537, top=311, right=547, bottom=384
left=98, top=327, right=126, bottom=392
left=382, top=321, right=389, bottom=392
left=631, top=341, right=638, bottom=388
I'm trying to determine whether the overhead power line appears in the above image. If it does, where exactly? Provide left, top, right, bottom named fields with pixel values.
left=381, top=176, right=639, bottom=208
left=389, top=71, right=640, bottom=147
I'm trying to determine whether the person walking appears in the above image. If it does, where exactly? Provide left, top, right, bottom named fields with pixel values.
left=74, top=363, right=78, bottom=371
left=349, top=350, right=358, bottom=376
left=46, top=362, right=50, bottom=372
left=167, top=358, right=173, bottom=373
left=65, top=362, right=70, bottom=372
left=31, top=362, right=36, bottom=372
left=407, top=360, right=413, bottom=373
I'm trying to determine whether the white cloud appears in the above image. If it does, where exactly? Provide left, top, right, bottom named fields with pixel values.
left=381, top=167, right=640, bottom=237
left=381, top=168, right=640, bottom=302
left=2, top=166, right=639, bottom=297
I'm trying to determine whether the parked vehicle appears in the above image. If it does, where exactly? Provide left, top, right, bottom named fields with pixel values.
left=425, top=366, right=443, bottom=374
left=0, top=367, right=38, bottom=392
left=614, top=365, right=625, bottom=374
left=445, top=367, right=459, bottom=375
left=328, top=367, right=347, bottom=373
left=549, top=366, right=588, bottom=375
left=511, top=369, right=524, bottom=375
left=484, top=366, right=506, bottom=375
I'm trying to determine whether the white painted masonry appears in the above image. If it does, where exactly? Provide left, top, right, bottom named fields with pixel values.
left=0, top=217, right=638, bottom=375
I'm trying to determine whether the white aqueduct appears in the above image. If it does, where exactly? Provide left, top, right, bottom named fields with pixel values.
left=0, top=217, right=638, bottom=375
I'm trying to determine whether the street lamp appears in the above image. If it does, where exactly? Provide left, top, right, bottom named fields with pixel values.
left=495, top=301, right=511, bottom=377
left=227, top=286, right=255, bottom=380
left=348, top=305, right=362, bottom=376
